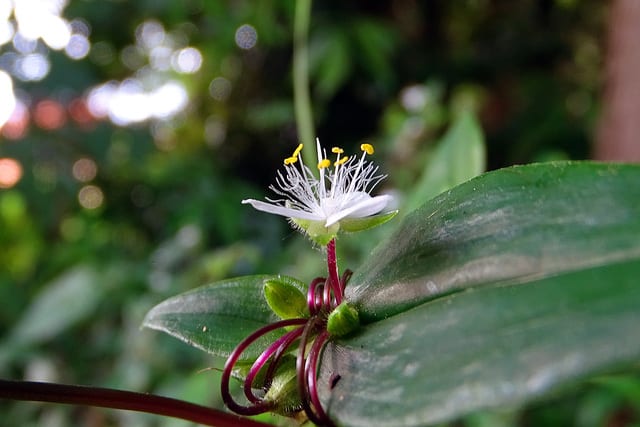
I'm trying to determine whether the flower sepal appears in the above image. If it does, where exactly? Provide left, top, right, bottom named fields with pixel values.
left=339, top=209, right=399, bottom=233
left=262, top=357, right=303, bottom=415
left=290, top=217, right=340, bottom=246
left=292, top=209, right=397, bottom=245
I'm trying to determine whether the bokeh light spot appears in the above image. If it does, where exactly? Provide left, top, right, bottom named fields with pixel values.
left=149, top=45, right=172, bottom=71
left=136, top=20, right=165, bottom=49
left=41, top=15, right=71, bottom=50
left=172, top=47, right=202, bottom=74
left=34, top=99, right=66, bottom=130
left=400, top=85, right=428, bottom=113
left=68, top=98, right=94, bottom=127
left=65, top=33, right=90, bottom=59
left=235, top=24, right=257, bottom=50
left=12, top=32, right=38, bottom=54
left=90, top=41, right=115, bottom=65
left=150, top=82, right=188, bottom=119
left=0, top=158, right=23, bottom=189
left=78, top=185, right=104, bottom=209
left=209, top=76, right=231, bottom=101
left=72, top=158, right=98, bottom=182
left=15, top=53, right=50, bottom=81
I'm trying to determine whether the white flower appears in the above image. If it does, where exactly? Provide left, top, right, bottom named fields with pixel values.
left=242, top=139, right=393, bottom=233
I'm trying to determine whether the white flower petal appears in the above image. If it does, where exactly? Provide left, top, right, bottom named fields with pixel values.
left=325, top=194, right=392, bottom=227
left=241, top=199, right=322, bottom=221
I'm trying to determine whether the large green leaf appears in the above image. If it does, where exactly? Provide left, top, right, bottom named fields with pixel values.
left=142, top=275, right=283, bottom=359
left=322, top=258, right=640, bottom=426
left=347, top=162, right=640, bottom=322
left=316, top=161, right=640, bottom=426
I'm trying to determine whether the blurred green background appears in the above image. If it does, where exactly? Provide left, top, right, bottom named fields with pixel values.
left=1, top=1, right=637, bottom=426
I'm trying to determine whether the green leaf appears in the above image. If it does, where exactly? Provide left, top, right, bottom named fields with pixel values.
left=0, top=265, right=106, bottom=367
left=322, top=258, right=640, bottom=426
left=8, top=265, right=104, bottom=346
left=142, top=275, right=286, bottom=359
left=347, top=162, right=640, bottom=323
left=405, top=111, right=486, bottom=213
left=316, top=161, right=640, bottom=426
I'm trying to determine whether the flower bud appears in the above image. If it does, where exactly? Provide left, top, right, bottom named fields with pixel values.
left=327, top=302, right=360, bottom=337
left=263, top=276, right=308, bottom=320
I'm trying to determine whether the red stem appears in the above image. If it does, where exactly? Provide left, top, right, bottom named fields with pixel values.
left=305, top=330, right=334, bottom=427
left=0, top=379, right=270, bottom=427
left=326, top=239, right=342, bottom=305
left=221, top=318, right=306, bottom=415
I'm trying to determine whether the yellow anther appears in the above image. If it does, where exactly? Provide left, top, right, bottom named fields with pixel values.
left=361, top=143, right=374, bottom=155
left=335, top=156, right=349, bottom=166
left=317, top=159, right=331, bottom=169
left=284, top=156, right=298, bottom=165
left=331, top=147, right=344, bottom=154
left=292, top=143, right=304, bottom=157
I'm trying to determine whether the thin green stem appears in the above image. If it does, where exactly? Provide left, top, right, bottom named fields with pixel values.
left=293, top=0, right=315, bottom=169
left=0, top=379, right=271, bottom=427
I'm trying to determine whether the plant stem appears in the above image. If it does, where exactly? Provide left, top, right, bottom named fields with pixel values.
left=0, top=379, right=270, bottom=427
left=326, top=238, right=342, bottom=304
left=221, top=318, right=307, bottom=415
left=293, top=0, right=316, bottom=167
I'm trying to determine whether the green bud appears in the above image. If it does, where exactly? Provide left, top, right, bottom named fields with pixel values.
left=327, top=302, right=360, bottom=337
left=263, top=276, right=308, bottom=320
left=263, top=357, right=302, bottom=415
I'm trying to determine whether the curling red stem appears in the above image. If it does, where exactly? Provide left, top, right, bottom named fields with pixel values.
left=296, top=316, right=325, bottom=426
left=221, top=318, right=306, bottom=415
left=0, top=379, right=271, bottom=427
left=305, top=330, right=334, bottom=426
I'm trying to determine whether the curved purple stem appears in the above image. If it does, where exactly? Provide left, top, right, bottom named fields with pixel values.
left=221, top=318, right=306, bottom=415
left=261, top=325, right=305, bottom=386
left=305, top=330, right=334, bottom=426
left=296, top=316, right=327, bottom=426
left=244, top=327, right=301, bottom=404
left=323, top=277, right=332, bottom=309
left=307, top=277, right=325, bottom=315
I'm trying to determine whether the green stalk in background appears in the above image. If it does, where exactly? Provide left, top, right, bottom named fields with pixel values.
left=293, top=0, right=316, bottom=168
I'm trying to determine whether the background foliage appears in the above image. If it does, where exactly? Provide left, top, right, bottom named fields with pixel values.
left=1, top=1, right=637, bottom=426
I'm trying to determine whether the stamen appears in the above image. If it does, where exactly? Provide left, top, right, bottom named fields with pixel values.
left=317, top=159, right=331, bottom=169
left=284, top=156, right=298, bottom=165
left=334, top=156, right=349, bottom=167
left=293, top=143, right=304, bottom=157
left=360, top=143, right=374, bottom=155
left=331, top=147, right=344, bottom=154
